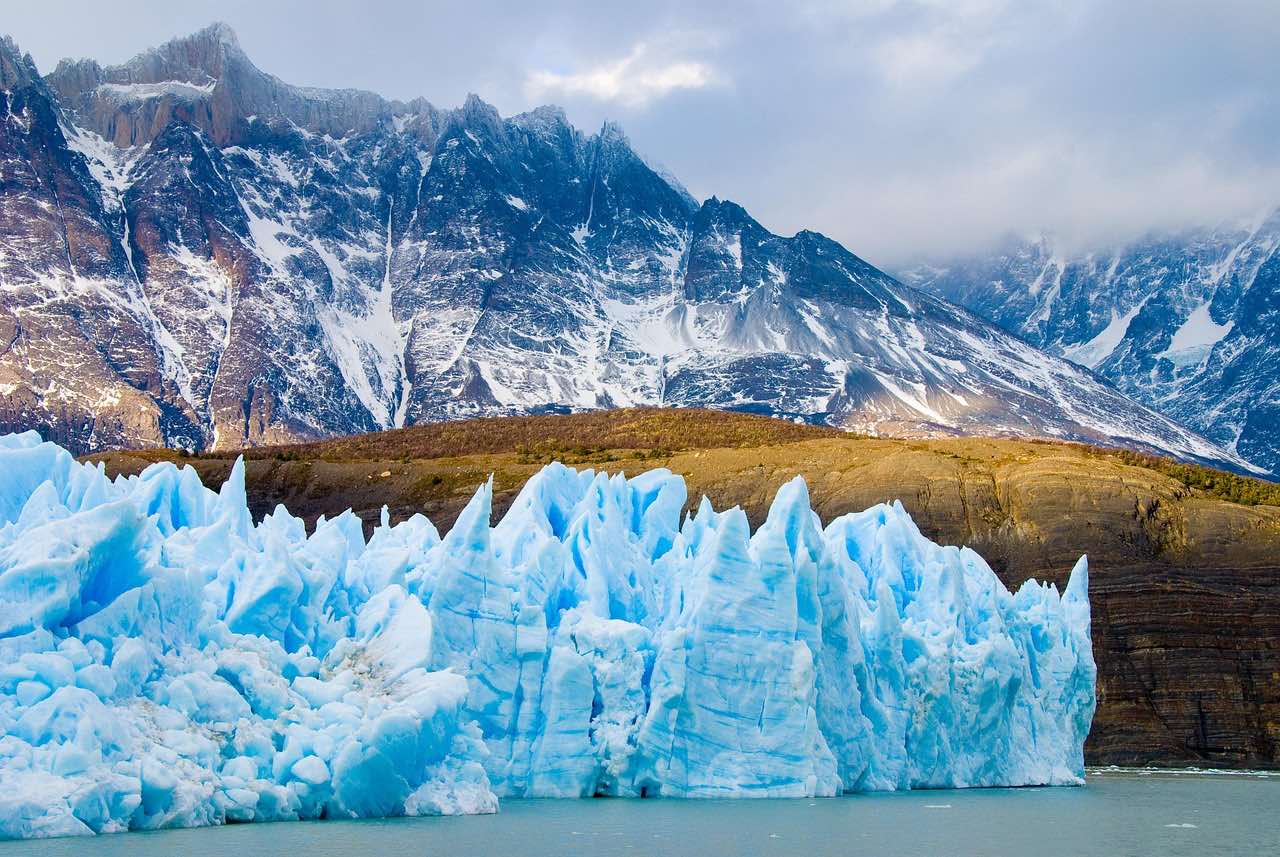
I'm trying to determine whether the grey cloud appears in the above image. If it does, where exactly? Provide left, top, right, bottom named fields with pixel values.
left=7, top=0, right=1279, bottom=266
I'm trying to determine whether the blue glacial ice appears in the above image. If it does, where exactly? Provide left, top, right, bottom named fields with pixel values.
left=0, top=431, right=1096, bottom=838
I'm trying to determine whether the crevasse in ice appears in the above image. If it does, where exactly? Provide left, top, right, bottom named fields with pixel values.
left=0, top=431, right=1096, bottom=838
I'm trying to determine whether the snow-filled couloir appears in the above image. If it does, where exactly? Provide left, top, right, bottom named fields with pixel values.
left=0, top=431, right=1096, bottom=839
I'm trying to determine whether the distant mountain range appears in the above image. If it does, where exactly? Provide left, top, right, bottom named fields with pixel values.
left=0, top=23, right=1259, bottom=474
left=901, top=215, right=1279, bottom=475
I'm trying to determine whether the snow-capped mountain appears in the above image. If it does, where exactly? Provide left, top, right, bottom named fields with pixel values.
left=901, top=216, right=1280, bottom=475
left=0, top=24, right=1252, bottom=473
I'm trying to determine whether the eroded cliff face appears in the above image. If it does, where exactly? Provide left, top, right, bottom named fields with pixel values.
left=44, top=24, right=406, bottom=148
left=89, top=410, right=1280, bottom=769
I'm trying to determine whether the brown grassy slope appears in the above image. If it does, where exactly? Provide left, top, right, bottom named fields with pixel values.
left=91, top=407, right=1280, bottom=529
left=88, top=407, right=1280, bottom=769
left=239, top=407, right=840, bottom=461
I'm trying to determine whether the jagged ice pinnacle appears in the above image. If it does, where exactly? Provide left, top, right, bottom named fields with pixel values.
left=0, top=431, right=1096, bottom=839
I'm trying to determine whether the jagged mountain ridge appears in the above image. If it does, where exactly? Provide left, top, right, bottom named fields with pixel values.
left=901, top=216, right=1280, bottom=475
left=0, top=24, right=1252, bottom=473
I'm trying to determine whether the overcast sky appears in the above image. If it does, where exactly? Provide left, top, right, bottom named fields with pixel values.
left=8, top=0, right=1280, bottom=267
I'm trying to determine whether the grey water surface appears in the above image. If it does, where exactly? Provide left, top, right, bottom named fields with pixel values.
left=3, top=770, right=1276, bottom=857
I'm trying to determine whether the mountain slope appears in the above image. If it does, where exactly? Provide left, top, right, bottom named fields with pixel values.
left=0, top=25, right=1251, bottom=473
left=902, top=216, right=1279, bottom=475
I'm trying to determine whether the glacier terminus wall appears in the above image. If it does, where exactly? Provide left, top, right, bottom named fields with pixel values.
left=0, top=431, right=1096, bottom=839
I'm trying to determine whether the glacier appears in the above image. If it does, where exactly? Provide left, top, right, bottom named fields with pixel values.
left=0, top=431, right=1096, bottom=839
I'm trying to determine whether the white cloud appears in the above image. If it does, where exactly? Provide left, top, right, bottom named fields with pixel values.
left=872, top=29, right=986, bottom=88
left=17, top=1, right=1277, bottom=264
left=524, top=42, right=720, bottom=109
left=865, top=0, right=1022, bottom=88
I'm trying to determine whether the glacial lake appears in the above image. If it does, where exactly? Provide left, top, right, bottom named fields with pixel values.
left=3, top=770, right=1276, bottom=857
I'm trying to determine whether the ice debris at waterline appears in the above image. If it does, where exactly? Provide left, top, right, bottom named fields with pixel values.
left=0, top=432, right=1096, bottom=839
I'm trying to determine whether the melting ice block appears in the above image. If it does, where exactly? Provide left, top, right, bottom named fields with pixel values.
left=0, top=432, right=1096, bottom=839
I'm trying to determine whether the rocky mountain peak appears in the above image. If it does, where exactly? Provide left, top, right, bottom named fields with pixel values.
left=586, top=120, right=668, bottom=190
left=451, top=93, right=505, bottom=138
left=42, top=23, right=400, bottom=146
left=44, top=57, right=104, bottom=100
left=598, top=119, right=629, bottom=144
left=459, top=92, right=496, bottom=116
left=510, top=104, right=573, bottom=140
left=693, top=196, right=758, bottom=236
left=200, top=21, right=241, bottom=50
left=0, top=35, right=38, bottom=90
left=107, top=21, right=245, bottom=89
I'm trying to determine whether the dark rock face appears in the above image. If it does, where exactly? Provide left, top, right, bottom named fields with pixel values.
left=0, top=25, right=1250, bottom=474
left=1087, top=564, right=1280, bottom=766
left=901, top=218, right=1280, bottom=477
left=0, top=36, right=174, bottom=450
